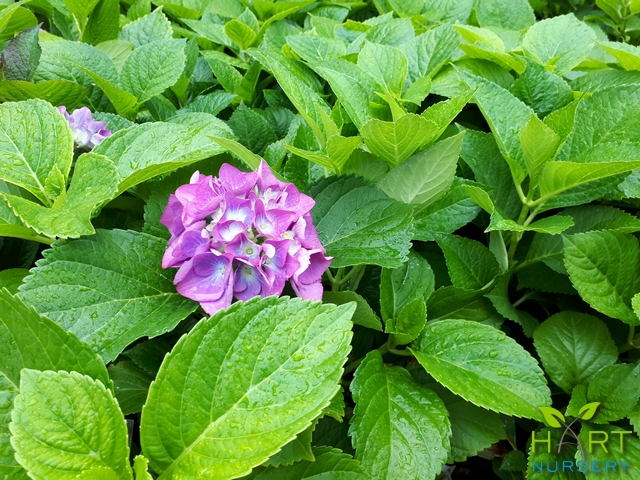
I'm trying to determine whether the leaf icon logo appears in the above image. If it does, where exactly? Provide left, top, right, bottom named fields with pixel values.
left=578, top=402, right=600, bottom=421
left=539, top=406, right=566, bottom=428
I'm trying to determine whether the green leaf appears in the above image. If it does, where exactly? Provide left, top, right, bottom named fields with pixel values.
left=400, top=24, right=460, bottom=81
left=510, top=59, right=574, bottom=118
left=349, top=350, right=451, bottom=480
left=563, top=231, right=640, bottom=325
left=313, top=59, right=380, bottom=130
left=461, top=72, right=534, bottom=183
left=310, top=176, right=413, bottom=268
left=0, top=25, right=41, bottom=82
left=64, top=0, right=100, bottom=30
left=108, top=360, right=154, bottom=415
left=519, top=115, right=560, bottom=185
left=0, top=289, right=109, bottom=479
left=228, top=103, right=277, bottom=156
left=286, top=34, right=346, bottom=64
left=579, top=402, right=601, bottom=421
left=412, top=178, right=481, bottom=241
left=119, top=39, right=186, bottom=105
left=96, top=40, right=134, bottom=72
left=140, top=297, right=355, bottom=478
left=475, top=0, right=535, bottom=30
left=361, top=114, right=438, bottom=167
left=0, top=79, right=88, bottom=109
left=587, top=363, right=640, bottom=423
left=249, top=49, right=329, bottom=146
left=0, top=99, right=73, bottom=206
left=323, top=291, right=383, bottom=331
left=599, top=40, right=640, bottom=71
left=0, top=268, right=28, bottom=294
left=357, top=41, right=408, bottom=96
left=426, top=286, right=502, bottom=325
left=18, top=229, right=198, bottom=362
left=555, top=86, right=640, bottom=163
left=485, top=277, right=539, bottom=337
left=537, top=161, right=640, bottom=203
left=93, top=119, right=232, bottom=193
left=133, top=456, right=153, bottom=480
left=119, top=8, right=173, bottom=47
left=2, top=152, right=119, bottom=239
left=10, top=369, right=132, bottom=480
left=533, top=312, right=618, bottom=394
left=538, top=406, right=565, bottom=428
left=246, top=447, right=366, bottom=480
left=263, top=426, right=315, bottom=468
left=435, top=234, right=499, bottom=290
left=411, top=319, right=551, bottom=420
left=378, top=132, right=464, bottom=206
left=386, top=296, right=426, bottom=345
left=387, top=0, right=424, bottom=16
left=522, top=14, right=596, bottom=75
left=421, top=90, right=474, bottom=141
left=225, top=19, right=257, bottom=50
left=84, top=0, right=120, bottom=45
left=577, top=424, right=640, bottom=479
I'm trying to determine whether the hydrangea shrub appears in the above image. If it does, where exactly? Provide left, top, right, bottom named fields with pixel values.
left=1, top=1, right=640, bottom=479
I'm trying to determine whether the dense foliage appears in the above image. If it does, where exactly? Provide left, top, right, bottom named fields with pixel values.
left=2, top=0, right=640, bottom=478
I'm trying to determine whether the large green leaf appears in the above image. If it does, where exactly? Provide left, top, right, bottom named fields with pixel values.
left=435, top=234, right=499, bottom=290
left=377, top=132, right=464, bottom=206
left=310, top=176, right=413, bottom=268
left=2, top=152, right=119, bottom=239
left=533, top=312, right=618, bottom=394
left=522, top=14, right=596, bottom=75
left=0, top=25, right=41, bottom=82
left=0, top=289, right=109, bottom=479
left=563, top=231, right=640, bottom=325
left=10, top=369, right=131, bottom=480
left=140, top=297, right=355, bottom=479
left=411, top=319, right=551, bottom=420
left=119, top=39, right=186, bottom=105
left=18, top=229, right=198, bottom=363
left=586, top=363, right=640, bottom=423
left=0, top=99, right=73, bottom=206
left=400, top=24, right=460, bottom=82
left=323, top=291, right=383, bottom=332
left=349, top=351, right=451, bottom=480
left=108, top=360, right=153, bottom=415
left=246, top=447, right=366, bottom=479
left=286, top=34, right=346, bottom=64
left=92, top=118, right=232, bottom=193
left=361, top=114, right=438, bottom=167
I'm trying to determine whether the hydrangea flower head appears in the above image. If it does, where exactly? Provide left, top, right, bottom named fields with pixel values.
left=160, top=160, right=332, bottom=315
left=58, top=106, right=111, bottom=149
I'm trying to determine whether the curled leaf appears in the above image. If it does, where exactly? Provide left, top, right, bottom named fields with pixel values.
left=578, top=402, right=600, bottom=421
left=538, top=406, right=566, bottom=428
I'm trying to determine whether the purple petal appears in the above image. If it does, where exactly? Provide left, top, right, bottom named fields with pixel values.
left=200, top=273, right=234, bottom=315
left=175, top=252, right=233, bottom=302
left=291, top=278, right=324, bottom=301
left=291, top=214, right=323, bottom=250
left=162, top=222, right=209, bottom=268
left=233, top=262, right=270, bottom=301
left=219, top=163, right=258, bottom=195
left=160, top=194, right=186, bottom=238
left=212, top=220, right=246, bottom=243
left=226, top=233, right=261, bottom=266
left=220, top=193, right=255, bottom=226
left=256, top=159, right=287, bottom=194
left=254, top=200, right=296, bottom=238
left=175, top=173, right=225, bottom=225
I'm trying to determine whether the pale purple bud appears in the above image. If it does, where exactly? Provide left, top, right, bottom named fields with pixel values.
left=58, top=106, right=111, bottom=149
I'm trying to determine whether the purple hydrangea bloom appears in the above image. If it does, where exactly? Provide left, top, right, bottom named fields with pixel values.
left=58, top=106, right=111, bottom=149
left=161, top=160, right=332, bottom=315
